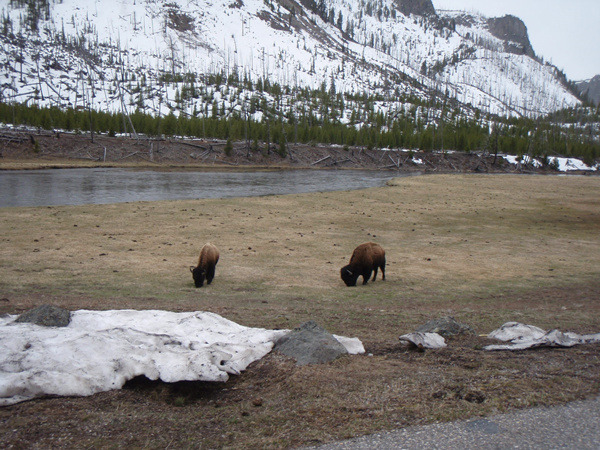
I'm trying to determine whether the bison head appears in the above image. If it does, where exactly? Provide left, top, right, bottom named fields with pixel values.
left=340, top=265, right=358, bottom=287
left=190, top=266, right=206, bottom=288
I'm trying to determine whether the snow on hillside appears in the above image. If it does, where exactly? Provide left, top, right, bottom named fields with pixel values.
left=436, top=10, right=579, bottom=116
left=0, top=0, right=581, bottom=120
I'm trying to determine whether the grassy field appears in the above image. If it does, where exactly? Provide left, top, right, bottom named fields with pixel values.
left=1, top=173, right=600, bottom=447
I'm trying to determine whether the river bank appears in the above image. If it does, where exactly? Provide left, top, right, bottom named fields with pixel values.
left=2, top=127, right=590, bottom=173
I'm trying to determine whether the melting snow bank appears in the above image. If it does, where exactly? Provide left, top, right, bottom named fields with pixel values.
left=386, top=149, right=598, bottom=172
left=484, top=322, right=600, bottom=351
left=503, top=155, right=599, bottom=172
left=399, top=332, right=447, bottom=349
left=398, top=318, right=600, bottom=352
left=0, top=310, right=363, bottom=406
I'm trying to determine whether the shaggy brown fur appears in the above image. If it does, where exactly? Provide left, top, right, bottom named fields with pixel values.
left=190, top=243, right=220, bottom=287
left=340, top=242, right=386, bottom=286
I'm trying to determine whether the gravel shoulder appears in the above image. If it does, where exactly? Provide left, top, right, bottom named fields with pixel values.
left=313, top=395, right=600, bottom=449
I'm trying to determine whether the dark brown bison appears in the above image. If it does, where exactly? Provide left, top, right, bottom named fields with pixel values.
left=340, top=242, right=386, bottom=286
left=190, top=243, right=220, bottom=287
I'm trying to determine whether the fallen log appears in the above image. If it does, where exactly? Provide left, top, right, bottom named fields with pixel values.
left=0, top=136, right=27, bottom=143
left=119, top=151, right=140, bottom=160
left=201, top=152, right=214, bottom=162
left=177, top=141, right=210, bottom=151
left=388, top=154, right=400, bottom=168
left=190, top=150, right=211, bottom=160
left=311, top=155, right=331, bottom=166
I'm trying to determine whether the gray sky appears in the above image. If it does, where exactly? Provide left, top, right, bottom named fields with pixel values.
left=431, top=0, right=600, bottom=81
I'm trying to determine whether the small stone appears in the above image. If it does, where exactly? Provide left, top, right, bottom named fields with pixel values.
left=15, top=304, right=71, bottom=327
left=464, top=391, right=486, bottom=403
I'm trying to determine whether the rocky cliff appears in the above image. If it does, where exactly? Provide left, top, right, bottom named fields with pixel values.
left=393, top=0, right=437, bottom=17
left=576, top=75, right=600, bottom=106
left=487, top=15, right=535, bottom=58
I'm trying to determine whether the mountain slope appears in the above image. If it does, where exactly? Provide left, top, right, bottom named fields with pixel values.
left=0, top=0, right=581, bottom=122
left=576, top=75, right=600, bottom=106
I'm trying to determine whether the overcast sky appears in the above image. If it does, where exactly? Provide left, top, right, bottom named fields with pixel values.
left=431, top=0, right=600, bottom=81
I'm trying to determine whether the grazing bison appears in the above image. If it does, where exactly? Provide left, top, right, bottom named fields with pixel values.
left=190, top=243, right=220, bottom=287
left=340, top=242, right=386, bottom=286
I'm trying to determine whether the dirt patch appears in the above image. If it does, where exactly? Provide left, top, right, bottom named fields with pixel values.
left=0, top=170, right=599, bottom=447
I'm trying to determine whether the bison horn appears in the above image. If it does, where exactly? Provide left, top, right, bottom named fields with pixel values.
left=189, top=266, right=195, bottom=273
left=346, top=270, right=353, bottom=276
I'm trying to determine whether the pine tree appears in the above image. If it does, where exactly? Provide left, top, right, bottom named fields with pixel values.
left=224, top=138, right=233, bottom=156
left=278, top=136, right=287, bottom=157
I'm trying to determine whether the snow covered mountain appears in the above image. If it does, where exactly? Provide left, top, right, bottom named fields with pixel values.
left=0, top=0, right=582, bottom=122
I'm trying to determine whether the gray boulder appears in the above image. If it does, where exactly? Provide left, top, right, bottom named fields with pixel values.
left=274, top=321, right=348, bottom=365
left=416, top=316, right=474, bottom=337
left=15, top=304, right=71, bottom=327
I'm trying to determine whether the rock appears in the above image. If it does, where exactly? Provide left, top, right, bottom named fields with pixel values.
left=487, top=15, right=535, bottom=57
left=393, top=0, right=437, bottom=17
left=575, top=74, right=600, bottom=106
left=399, top=332, right=447, bottom=349
left=416, top=316, right=475, bottom=337
left=14, top=304, right=71, bottom=327
left=274, top=320, right=348, bottom=365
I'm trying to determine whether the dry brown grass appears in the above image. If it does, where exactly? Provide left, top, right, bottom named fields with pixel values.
left=1, top=174, right=600, bottom=448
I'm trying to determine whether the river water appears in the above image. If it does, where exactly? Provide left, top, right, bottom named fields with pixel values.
left=0, top=168, right=402, bottom=207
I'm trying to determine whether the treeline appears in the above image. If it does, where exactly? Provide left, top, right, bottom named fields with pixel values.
left=0, top=101, right=598, bottom=165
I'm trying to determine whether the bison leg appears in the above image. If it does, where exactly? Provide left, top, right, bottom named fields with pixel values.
left=380, top=263, right=385, bottom=280
left=372, top=267, right=378, bottom=282
left=362, top=270, right=372, bottom=285
left=206, top=266, right=216, bottom=284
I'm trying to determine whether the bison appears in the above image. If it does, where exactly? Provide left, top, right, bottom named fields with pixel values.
left=340, top=242, right=386, bottom=286
left=190, top=243, right=220, bottom=287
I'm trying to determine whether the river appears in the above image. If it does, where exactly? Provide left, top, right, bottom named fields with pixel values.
left=0, top=168, right=403, bottom=207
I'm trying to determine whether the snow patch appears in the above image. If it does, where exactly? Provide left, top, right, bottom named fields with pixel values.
left=485, top=322, right=600, bottom=351
left=0, top=310, right=363, bottom=406
left=503, top=154, right=596, bottom=171
left=548, top=157, right=598, bottom=172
